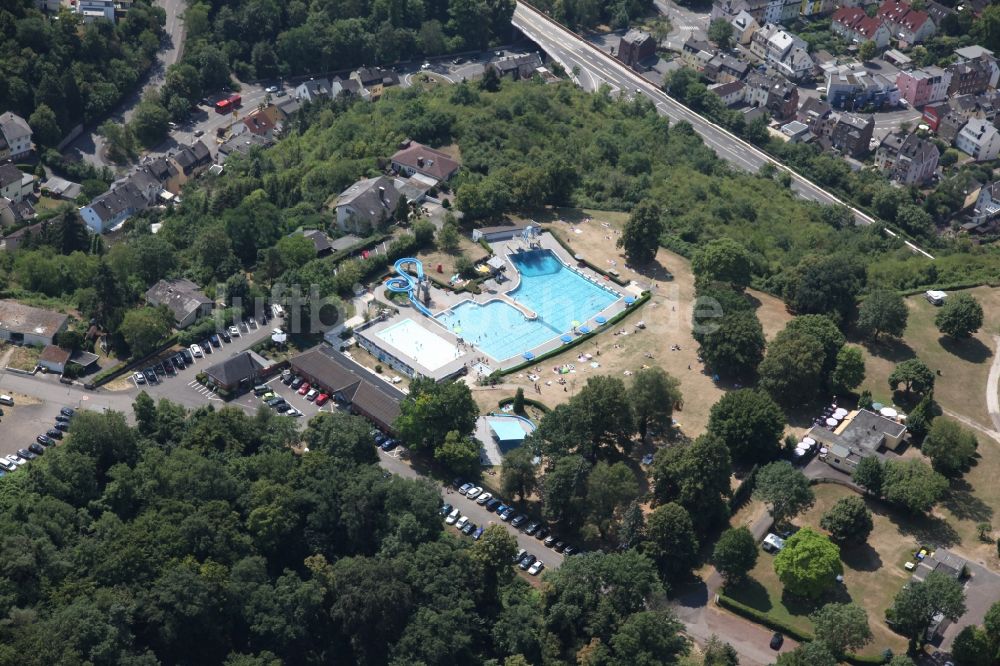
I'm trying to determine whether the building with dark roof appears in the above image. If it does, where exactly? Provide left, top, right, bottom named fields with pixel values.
left=289, top=345, right=404, bottom=433
left=390, top=141, right=460, bottom=183
left=204, top=350, right=267, bottom=392
left=618, top=29, right=656, bottom=69
left=875, top=131, right=939, bottom=185
left=829, top=113, right=875, bottom=157
left=171, top=141, right=212, bottom=177
left=0, top=197, right=35, bottom=227
left=490, top=53, right=544, bottom=79
left=38, top=345, right=72, bottom=374
left=145, top=278, right=213, bottom=329
left=78, top=180, right=151, bottom=233
left=332, top=175, right=400, bottom=235
left=810, top=408, right=907, bottom=474
left=217, top=134, right=274, bottom=164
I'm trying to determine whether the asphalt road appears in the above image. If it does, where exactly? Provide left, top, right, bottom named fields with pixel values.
left=512, top=2, right=933, bottom=259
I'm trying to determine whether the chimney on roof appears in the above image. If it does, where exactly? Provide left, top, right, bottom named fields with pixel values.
left=416, top=156, right=424, bottom=168
left=378, top=186, right=386, bottom=204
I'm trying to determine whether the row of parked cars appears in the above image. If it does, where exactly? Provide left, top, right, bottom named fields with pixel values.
left=0, top=407, right=75, bottom=476
left=278, top=370, right=333, bottom=406
left=371, top=429, right=402, bottom=452
left=252, top=372, right=304, bottom=417
left=440, top=502, right=546, bottom=575
left=133, top=316, right=267, bottom=386
left=452, top=478, right=581, bottom=556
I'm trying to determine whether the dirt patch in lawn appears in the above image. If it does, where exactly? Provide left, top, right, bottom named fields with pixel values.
left=472, top=208, right=793, bottom=439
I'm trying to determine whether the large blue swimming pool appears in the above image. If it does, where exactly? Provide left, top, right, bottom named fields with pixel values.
left=435, top=250, right=619, bottom=361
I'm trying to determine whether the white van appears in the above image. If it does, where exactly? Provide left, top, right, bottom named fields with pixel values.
left=271, top=304, right=285, bottom=318
left=0, top=395, right=14, bottom=406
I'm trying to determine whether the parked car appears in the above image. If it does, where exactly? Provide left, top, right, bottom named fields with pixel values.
left=201, top=341, right=212, bottom=354
left=266, top=396, right=287, bottom=408
left=553, top=541, right=566, bottom=552
left=518, top=554, right=536, bottom=571
left=260, top=392, right=275, bottom=402
left=0, top=459, right=15, bottom=472
left=373, top=433, right=387, bottom=445
left=445, top=509, right=460, bottom=525
left=563, top=545, right=578, bottom=556
left=6, top=455, right=25, bottom=467
left=472, top=526, right=484, bottom=540
left=380, top=439, right=398, bottom=451
left=53, top=421, right=69, bottom=432
left=466, top=486, right=483, bottom=500
left=36, top=435, right=54, bottom=447
left=452, top=478, right=464, bottom=489
left=193, top=128, right=205, bottom=137
left=459, top=483, right=474, bottom=495
left=534, top=527, right=548, bottom=540
left=290, top=377, right=304, bottom=389
left=220, top=330, right=231, bottom=343
left=495, top=504, right=508, bottom=516
left=275, top=403, right=291, bottom=413
left=28, top=443, right=45, bottom=456
left=305, top=388, right=318, bottom=401
left=544, top=535, right=558, bottom=548
left=60, top=407, right=75, bottom=417
left=510, top=514, right=528, bottom=528
left=190, top=344, right=203, bottom=358
left=46, top=429, right=63, bottom=440
left=315, top=393, right=330, bottom=406
left=440, top=503, right=453, bottom=516
left=461, top=522, right=476, bottom=536
left=253, top=384, right=270, bottom=396
left=513, top=549, right=527, bottom=564
left=144, top=369, right=157, bottom=384
left=55, top=414, right=70, bottom=424
left=180, top=349, right=194, bottom=364
left=455, top=516, right=469, bottom=530
left=163, top=362, right=175, bottom=375
left=769, top=633, right=784, bottom=650
left=282, top=373, right=296, bottom=385
left=476, top=492, right=493, bottom=505
left=265, top=85, right=278, bottom=93
left=0, top=395, right=13, bottom=406
left=524, top=521, right=539, bottom=535
left=500, top=507, right=516, bottom=522
left=133, top=372, right=146, bottom=385
left=172, top=355, right=185, bottom=370
left=17, top=448, right=36, bottom=461
left=485, top=499, right=502, bottom=512
left=209, top=334, right=221, bottom=347
left=528, top=560, right=544, bottom=575
left=297, top=383, right=311, bottom=395
left=228, top=325, right=240, bottom=338
left=284, top=407, right=303, bottom=417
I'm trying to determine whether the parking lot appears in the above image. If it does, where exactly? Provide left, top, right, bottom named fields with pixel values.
left=228, top=370, right=338, bottom=419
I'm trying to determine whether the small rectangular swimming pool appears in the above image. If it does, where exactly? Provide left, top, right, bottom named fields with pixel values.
left=435, top=250, right=619, bottom=361
left=375, top=318, right=463, bottom=371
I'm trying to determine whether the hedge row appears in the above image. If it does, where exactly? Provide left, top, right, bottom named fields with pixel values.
left=497, top=396, right=551, bottom=413
left=547, top=228, right=630, bottom=287
left=500, top=291, right=651, bottom=376
left=716, top=594, right=887, bottom=665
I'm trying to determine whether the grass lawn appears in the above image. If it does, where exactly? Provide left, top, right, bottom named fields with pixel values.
left=859, top=286, right=1000, bottom=566
left=724, top=485, right=912, bottom=658
left=471, top=207, right=793, bottom=438
left=417, top=234, right=489, bottom=281
left=5, top=345, right=40, bottom=372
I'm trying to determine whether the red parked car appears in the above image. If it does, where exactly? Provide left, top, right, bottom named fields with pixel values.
left=297, top=382, right=311, bottom=395
left=315, top=393, right=330, bottom=406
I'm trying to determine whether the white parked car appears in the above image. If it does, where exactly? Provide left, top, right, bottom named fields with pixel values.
left=445, top=509, right=460, bottom=525
left=190, top=344, right=203, bottom=358
left=305, top=388, right=319, bottom=401
left=6, top=455, right=26, bottom=467
left=455, top=516, right=469, bottom=530
left=0, top=459, right=16, bottom=472
left=528, top=560, right=544, bottom=575
left=133, top=372, right=146, bottom=384
left=476, top=492, right=493, bottom=505
left=762, top=533, right=786, bottom=553
left=265, top=85, right=278, bottom=93
left=420, top=62, right=431, bottom=70
left=285, top=407, right=303, bottom=417
left=466, top=486, right=483, bottom=499
left=228, top=326, right=240, bottom=337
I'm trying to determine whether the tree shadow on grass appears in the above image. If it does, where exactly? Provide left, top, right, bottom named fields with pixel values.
left=673, top=579, right=709, bottom=610
left=938, top=335, right=993, bottom=364
left=724, top=577, right=773, bottom=613
left=840, top=542, right=883, bottom=573
left=885, top=509, right=961, bottom=549
left=862, top=337, right=916, bottom=363
left=941, top=478, right=994, bottom=524
left=781, top=584, right=850, bottom=617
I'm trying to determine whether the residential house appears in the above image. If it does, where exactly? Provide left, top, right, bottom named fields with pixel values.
left=170, top=141, right=212, bottom=179
left=896, top=67, right=952, bottom=107
left=489, top=53, right=544, bottom=79
left=390, top=141, right=460, bottom=183
left=954, top=45, right=999, bottom=89
left=955, top=118, right=1000, bottom=161
left=921, top=101, right=950, bottom=131
left=925, top=0, right=955, bottom=27
left=823, top=61, right=899, bottom=110
left=76, top=0, right=116, bottom=22
left=829, top=113, right=875, bottom=157
left=749, top=23, right=813, bottom=81
left=231, top=107, right=277, bottom=140
left=731, top=10, right=759, bottom=45
left=763, top=0, right=804, bottom=25
left=289, top=345, right=404, bottom=434
left=294, top=78, right=333, bottom=103
left=204, top=350, right=268, bottom=392
left=295, top=229, right=334, bottom=257
left=936, top=108, right=970, bottom=143
left=711, top=0, right=772, bottom=23
left=274, top=96, right=302, bottom=118
left=350, top=67, right=399, bottom=100
left=0, top=300, right=68, bottom=346
left=947, top=58, right=994, bottom=97
left=217, top=134, right=274, bottom=163
left=797, top=96, right=833, bottom=127
left=41, top=176, right=82, bottom=201
left=810, top=408, right=907, bottom=474
left=704, top=54, right=750, bottom=83
left=0, top=219, right=46, bottom=251
left=744, top=72, right=799, bottom=120
left=0, top=164, right=33, bottom=203
left=37, top=345, right=72, bottom=374
left=332, top=176, right=400, bottom=235
left=145, top=278, right=213, bottom=329
left=709, top=81, right=748, bottom=107
left=141, top=157, right=181, bottom=195
left=780, top=120, right=812, bottom=142
left=78, top=170, right=160, bottom=233
left=877, top=0, right=936, bottom=44
left=0, top=197, right=34, bottom=227
left=35, top=0, right=61, bottom=11
left=875, top=131, right=939, bottom=185
left=681, top=37, right=715, bottom=70
left=0, top=112, right=32, bottom=160
left=970, top=181, right=1000, bottom=227
left=830, top=7, right=892, bottom=49
left=799, top=0, right=834, bottom=17
left=618, top=30, right=657, bottom=69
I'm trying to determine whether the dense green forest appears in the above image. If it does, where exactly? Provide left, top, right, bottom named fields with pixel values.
left=0, top=0, right=165, bottom=146
left=529, top=0, right=654, bottom=30
left=0, top=399, right=690, bottom=665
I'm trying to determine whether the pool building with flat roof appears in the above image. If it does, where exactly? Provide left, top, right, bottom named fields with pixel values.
left=353, top=232, right=637, bottom=381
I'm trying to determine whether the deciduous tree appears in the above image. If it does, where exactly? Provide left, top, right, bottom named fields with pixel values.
left=921, top=418, right=977, bottom=476
left=643, top=502, right=699, bottom=584
left=810, top=602, right=873, bottom=656
left=692, top=237, right=753, bottom=289
left=712, top=526, right=758, bottom=585
left=774, top=528, right=842, bottom=599
left=853, top=455, right=885, bottom=497
left=652, top=434, right=733, bottom=534
left=857, top=290, right=908, bottom=340
left=753, top=461, right=814, bottom=526
left=832, top=346, right=866, bottom=392
left=820, top=496, right=873, bottom=545
left=396, top=378, right=478, bottom=453
left=887, top=571, right=966, bottom=645
left=617, top=200, right=663, bottom=264
left=500, top=446, right=537, bottom=501
left=888, top=358, right=935, bottom=397
left=935, top=294, right=984, bottom=339
left=629, top=366, right=681, bottom=439
left=758, top=329, right=825, bottom=406
left=587, top=461, right=639, bottom=539
left=707, top=389, right=785, bottom=464
left=697, top=310, right=766, bottom=380
left=882, top=459, right=948, bottom=513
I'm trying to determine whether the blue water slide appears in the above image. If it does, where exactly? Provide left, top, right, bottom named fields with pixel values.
left=386, top=257, right=433, bottom=317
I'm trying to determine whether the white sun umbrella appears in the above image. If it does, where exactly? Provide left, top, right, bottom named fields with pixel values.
left=272, top=331, right=287, bottom=344
left=880, top=407, right=898, bottom=419
left=834, top=408, right=849, bottom=418
left=803, top=437, right=816, bottom=446
left=826, top=417, right=838, bottom=427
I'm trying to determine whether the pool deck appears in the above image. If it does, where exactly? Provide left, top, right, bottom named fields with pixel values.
left=358, top=232, right=646, bottom=377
